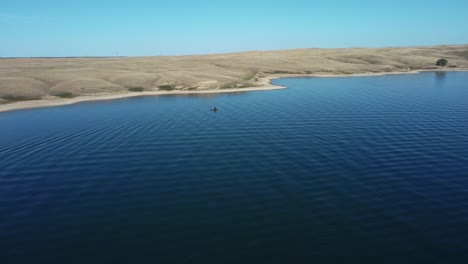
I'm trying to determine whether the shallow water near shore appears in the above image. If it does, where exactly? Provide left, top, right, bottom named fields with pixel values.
left=1, top=72, right=468, bottom=263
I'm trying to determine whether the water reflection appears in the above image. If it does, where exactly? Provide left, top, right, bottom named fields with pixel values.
left=435, top=71, right=447, bottom=84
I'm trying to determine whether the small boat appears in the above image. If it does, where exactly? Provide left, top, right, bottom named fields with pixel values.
left=211, top=106, right=218, bottom=112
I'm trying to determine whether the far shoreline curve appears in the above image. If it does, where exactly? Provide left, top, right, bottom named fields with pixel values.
left=0, top=69, right=467, bottom=113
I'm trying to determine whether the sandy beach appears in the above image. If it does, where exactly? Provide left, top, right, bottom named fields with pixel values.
left=0, top=84, right=285, bottom=113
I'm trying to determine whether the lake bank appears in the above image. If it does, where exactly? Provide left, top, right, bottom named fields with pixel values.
left=0, top=84, right=285, bottom=113
left=0, top=68, right=467, bottom=113
left=2, top=45, right=468, bottom=113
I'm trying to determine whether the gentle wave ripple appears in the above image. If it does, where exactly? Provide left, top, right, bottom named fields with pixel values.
left=1, top=72, right=468, bottom=263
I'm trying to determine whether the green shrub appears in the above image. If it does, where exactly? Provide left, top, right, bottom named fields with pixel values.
left=53, top=92, right=74, bottom=98
left=269, top=70, right=302, bottom=74
left=272, top=70, right=291, bottom=74
left=128, top=87, right=144, bottom=92
left=221, top=82, right=255, bottom=89
left=1, top=95, right=40, bottom=101
left=220, top=82, right=237, bottom=89
left=436, top=58, right=448, bottom=67
left=158, top=84, right=174, bottom=91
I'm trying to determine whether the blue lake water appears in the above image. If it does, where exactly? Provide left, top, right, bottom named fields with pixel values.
left=1, top=72, right=468, bottom=263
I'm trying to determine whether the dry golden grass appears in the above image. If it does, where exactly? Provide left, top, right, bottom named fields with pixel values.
left=1, top=45, right=467, bottom=100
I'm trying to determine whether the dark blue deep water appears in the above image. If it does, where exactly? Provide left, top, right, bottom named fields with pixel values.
left=1, top=72, right=468, bottom=263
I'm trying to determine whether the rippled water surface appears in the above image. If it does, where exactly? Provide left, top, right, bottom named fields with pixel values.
left=1, top=72, right=468, bottom=263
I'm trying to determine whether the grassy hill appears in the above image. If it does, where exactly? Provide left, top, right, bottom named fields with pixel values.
left=1, top=45, right=467, bottom=101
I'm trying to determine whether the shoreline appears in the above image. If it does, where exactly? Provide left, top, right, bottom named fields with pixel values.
left=1, top=69, right=466, bottom=113
left=0, top=85, right=285, bottom=113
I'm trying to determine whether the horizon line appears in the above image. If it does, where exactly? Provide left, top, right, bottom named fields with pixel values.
left=1, top=43, right=467, bottom=59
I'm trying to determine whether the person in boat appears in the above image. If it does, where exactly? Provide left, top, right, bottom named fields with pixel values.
left=211, top=106, right=218, bottom=111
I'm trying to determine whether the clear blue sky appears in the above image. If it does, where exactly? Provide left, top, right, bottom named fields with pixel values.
left=2, top=0, right=468, bottom=57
